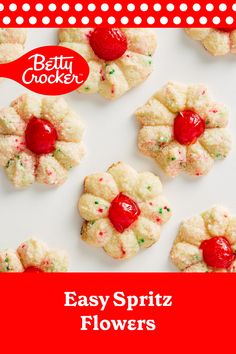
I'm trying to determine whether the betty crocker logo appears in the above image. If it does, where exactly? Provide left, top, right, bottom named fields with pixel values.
left=0, top=45, right=90, bottom=95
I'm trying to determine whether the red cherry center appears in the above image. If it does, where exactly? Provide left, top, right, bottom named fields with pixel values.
left=25, top=117, right=58, bottom=155
left=200, top=236, right=235, bottom=269
left=108, top=193, right=141, bottom=233
left=174, top=110, right=205, bottom=145
left=24, top=267, right=43, bottom=273
left=89, top=28, right=128, bottom=61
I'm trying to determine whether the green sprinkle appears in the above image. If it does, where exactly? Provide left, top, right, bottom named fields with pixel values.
left=167, top=208, right=171, bottom=212
left=138, top=238, right=145, bottom=244
left=147, top=185, right=152, bottom=191
left=216, top=153, right=221, bottom=158
left=148, top=60, right=152, bottom=65
left=4, top=258, right=9, bottom=263
left=109, top=69, right=115, bottom=75
left=85, top=86, right=90, bottom=91
left=159, top=208, right=163, bottom=214
left=89, top=220, right=96, bottom=225
left=94, top=201, right=99, bottom=205
left=171, top=157, right=176, bottom=161
left=206, top=120, right=210, bottom=124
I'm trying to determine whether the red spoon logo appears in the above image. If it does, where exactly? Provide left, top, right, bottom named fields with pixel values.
left=0, top=46, right=90, bottom=95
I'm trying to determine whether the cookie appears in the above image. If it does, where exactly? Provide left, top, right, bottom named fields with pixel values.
left=0, top=29, right=27, bottom=68
left=185, top=28, right=236, bottom=56
left=170, top=206, right=236, bottom=272
left=0, top=93, right=85, bottom=188
left=59, top=28, right=157, bottom=100
left=136, top=82, right=231, bottom=177
left=0, top=239, right=68, bottom=272
left=78, top=162, right=172, bottom=260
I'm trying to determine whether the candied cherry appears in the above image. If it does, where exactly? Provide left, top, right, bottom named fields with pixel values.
left=174, top=110, right=205, bottom=145
left=200, top=236, right=235, bottom=269
left=24, top=267, right=43, bottom=273
left=89, top=28, right=128, bottom=61
left=25, top=117, right=58, bottom=155
left=109, top=193, right=140, bottom=233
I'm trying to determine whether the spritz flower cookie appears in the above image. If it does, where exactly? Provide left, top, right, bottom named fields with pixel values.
left=170, top=206, right=236, bottom=272
left=0, top=29, right=27, bottom=66
left=0, top=239, right=68, bottom=272
left=78, top=162, right=172, bottom=260
left=136, top=82, right=231, bottom=177
left=59, top=28, right=157, bottom=100
left=0, top=93, right=85, bottom=188
left=185, top=28, right=236, bottom=56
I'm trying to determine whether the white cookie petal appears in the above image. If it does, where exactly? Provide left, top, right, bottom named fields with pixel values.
left=107, top=162, right=138, bottom=195
left=84, top=173, right=119, bottom=202
left=226, top=217, right=236, bottom=245
left=40, top=250, right=69, bottom=272
left=0, top=107, right=26, bottom=135
left=11, top=93, right=42, bottom=121
left=199, top=128, right=232, bottom=160
left=154, top=82, right=187, bottom=113
left=5, top=151, right=35, bottom=188
left=134, top=172, right=163, bottom=201
left=136, top=98, right=176, bottom=126
left=133, top=217, right=161, bottom=249
left=123, top=28, right=157, bottom=56
left=41, top=97, right=69, bottom=125
left=104, top=231, right=139, bottom=260
left=177, top=215, right=209, bottom=247
left=56, top=110, right=85, bottom=143
left=184, top=262, right=208, bottom=272
left=78, top=193, right=110, bottom=221
left=202, top=30, right=230, bottom=56
left=59, top=42, right=96, bottom=61
left=138, top=126, right=173, bottom=157
left=0, top=250, right=24, bottom=272
left=117, top=51, right=153, bottom=88
left=99, top=63, right=129, bottom=100
left=170, top=242, right=203, bottom=271
left=155, top=141, right=186, bottom=177
left=36, top=155, right=68, bottom=186
left=202, top=206, right=230, bottom=236
left=186, top=84, right=211, bottom=112
left=81, top=219, right=114, bottom=247
left=185, top=28, right=212, bottom=41
left=186, top=142, right=214, bottom=176
left=78, top=60, right=102, bottom=94
left=0, top=44, right=24, bottom=63
left=17, top=239, right=48, bottom=269
left=200, top=102, right=229, bottom=128
left=230, top=30, right=236, bottom=53
left=0, top=135, right=25, bottom=166
left=140, top=196, right=172, bottom=225
left=54, top=141, right=85, bottom=170
left=59, top=28, right=93, bottom=44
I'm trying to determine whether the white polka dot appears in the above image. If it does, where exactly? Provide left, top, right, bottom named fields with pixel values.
left=121, top=16, right=129, bottom=25
left=3, top=16, right=11, bottom=24
left=55, top=16, right=63, bottom=25
left=213, top=16, right=221, bottom=24
left=68, top=16, right=76, bottom=25
left=29, top=16, right=37, bottom=24
left=48, top=3, right=56, bottom=11
left=62, top=3, right=69, bottom=11
left=22, top=3, right=30, bottom=11
left=35, top=3, right=43, bottom=11
left=186, top=16, right=194, bottom=25
left=206, top=3, right=214, bottom=11
left=180, top=3, right=187, bottom=11
left=147, top=16, right=155, bottom=25
left=9, top=3, right=17, bottom=11
left=219, top=3, right=227, bottom=11
left=75, top=3, right=83, bottom=11
left=199, top=16, right=207, bottom=25
left=114, top=3, right=122, bottom=11
left=167, top=3, right=174, bottom=11
left=16, top=16, right=24, bottom=25
left=140, top=3, right=148, bottom=11
left=108, top=16, right=116, bottom=24
left=233, top=4, right=236, bottom=11
left=0, top=4, right=4, bottom=11
left=95, top=16, right=102, bottom=25
left=153, top=3, right=161, bottom=11
left=134, top=16, right=142, bottom=25
left=42, top=16, right=50, bottom=25
left=81, top=16, right=89, bottom=25
left=193, top=3, right=201, bottom=11
left=127, top=3, right=135, bottom=11
left=226, top=16, right=234, bottom=24
left=101, top=3, right=109, bottom=11
left=160, top=16, right=168, bottom=25
left=88, top=3, right=96, bottom=11
left=173, top=16, right=181, bottom=25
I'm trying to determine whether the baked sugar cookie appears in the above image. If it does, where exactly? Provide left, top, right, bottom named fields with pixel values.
left=78, top=162, right=172, bottom=260
left=0, top=93, right=85, bottom=188
left=0, top=29, right=26, bottom=65
left=185, top=28, right=236, bottom=56
left=136, top=82, right=231, bottom=177
left=59, top=28, right=157, bottom=100
left=171, top=206, right=236, bottom=272
left=0, top=239, right=68, bottom=272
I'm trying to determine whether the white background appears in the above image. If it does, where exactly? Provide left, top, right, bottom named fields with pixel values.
left=0, top=28, right=235, bottom=272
